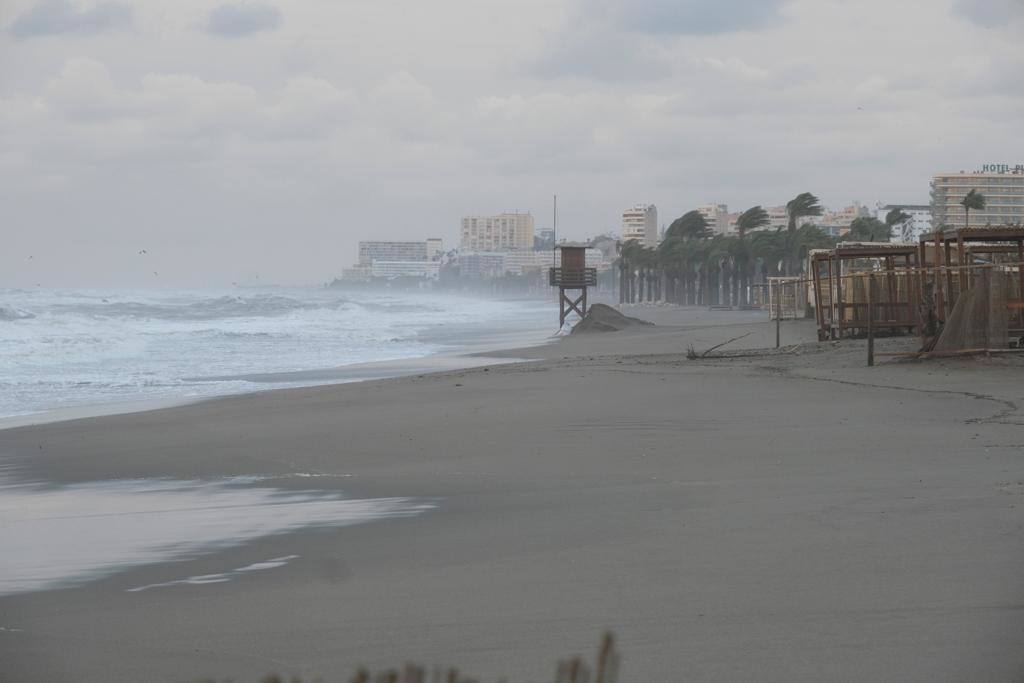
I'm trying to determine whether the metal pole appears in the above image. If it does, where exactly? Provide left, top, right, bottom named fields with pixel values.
left=553, top=194, right=557, bottom=266
left=775, top=281, right=781, bottom=349
left=867, top=274, right=875, bottom=367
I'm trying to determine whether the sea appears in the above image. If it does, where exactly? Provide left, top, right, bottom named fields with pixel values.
left=0, top=286, right=555, bottom=421
left=0, top=287, right=556, bottom=596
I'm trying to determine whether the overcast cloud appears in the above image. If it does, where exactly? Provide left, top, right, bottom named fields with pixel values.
left=1, top=0, right=1022, bottom=286
left=205, top=2, right=283, bottom=38
left=8, top=0, right=131, bottom=39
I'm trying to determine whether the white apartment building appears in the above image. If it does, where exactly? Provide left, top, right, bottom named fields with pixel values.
left=874, top=204, right=933, bottom=241
left=426, top=238, right=444, bottom=260
left=359, top=240, right=440, bottom=265
left=369, top=260, right=441, bottom=280
left=457, top=249, right=605, bottom=277
left=931, top=169, right=1024, bottom=229
left=621, top=204, right=658, bottom=247
left=766, top=206, right=790, bottom=231
left=460, top=212, right=535, bottom=251
left=758, top=202, right=862, bottom=237
left=697, top=203, right=730, bottom=235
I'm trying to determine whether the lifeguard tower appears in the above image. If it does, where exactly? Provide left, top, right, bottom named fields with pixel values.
left=549, top=244, right=597, bottom=327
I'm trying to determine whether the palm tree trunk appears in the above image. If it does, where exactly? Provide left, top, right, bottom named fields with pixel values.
left=618, top=263, right=625, bottom=304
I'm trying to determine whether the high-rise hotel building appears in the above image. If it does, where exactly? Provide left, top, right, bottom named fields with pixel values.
left=931, top=168, right=1024, bottom=230
left=621, top=204, right=658, bottom=247
left=460, top=212, right=535, bottom=251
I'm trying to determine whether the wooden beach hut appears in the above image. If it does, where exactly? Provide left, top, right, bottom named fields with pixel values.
left=810, top=242, right=920, bottom=341
left=918, top=226, right=1024, bottom=344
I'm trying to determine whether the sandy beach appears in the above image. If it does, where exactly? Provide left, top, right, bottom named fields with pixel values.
left=2, top=307, right=1023, bottom=682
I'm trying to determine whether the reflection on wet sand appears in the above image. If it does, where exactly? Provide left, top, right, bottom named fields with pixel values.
left=0, top=474, right=431, bottom=596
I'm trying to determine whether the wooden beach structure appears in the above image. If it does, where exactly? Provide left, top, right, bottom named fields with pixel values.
left=810, top=242, right=920, bottom=341
left=549, top=244, right=597, bottom=327
left=766, top=277, right=806, bottom=321
left=918, top=226, right=1024, bottom=343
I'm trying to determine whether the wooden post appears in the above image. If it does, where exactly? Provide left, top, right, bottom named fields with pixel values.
left=944, top=238, right=954, bottom=318
left=827, top=254, right=836, bottom=339
left=812, top=256, right=826, bottom=341
left=775, top=281, right=781, bottom=348
left=1017, top=238, right=1024, bottom=333
left=867, top=274, right=875, bottom=367
left=934, top=233, right=944, bottom=322
left=836, top=257, right=845, bottom=339
left=958, top=234, right=968, bottom=292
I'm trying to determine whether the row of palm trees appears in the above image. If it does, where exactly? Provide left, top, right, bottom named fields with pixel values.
left=617, top=192, right=838, bottom=307
left=617, top=188, right=991, bottom=307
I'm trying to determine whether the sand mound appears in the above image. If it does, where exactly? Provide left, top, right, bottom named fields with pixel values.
left=572, top=304, right=655, bottom=334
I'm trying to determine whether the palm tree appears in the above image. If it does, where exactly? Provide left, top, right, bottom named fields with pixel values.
left=617, top=239, right=644, bottom=303
left=846, top=216, right=889, bottom=242
left=960, top=189, right=986, bottom=230
left=704, top=235, right=737, bottom=306
left=885, top=208, right=912, bottom=241
left=750, top=229, right=786, bottom=288
left=793, top=223, right=837, bottom=258
left=734, top=206, right=770, bottom=305
left=785, top=193, right=823, bottom=275
left=659, top=211, right=712, bottom=305
left=665, top=210, right=712, bottom=241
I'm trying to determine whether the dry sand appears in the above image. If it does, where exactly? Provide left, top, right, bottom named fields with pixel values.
left=1, top=307, right=1023, bottom=681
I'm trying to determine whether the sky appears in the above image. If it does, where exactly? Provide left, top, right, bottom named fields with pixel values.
left=1, top=0, right=1023, bottom=286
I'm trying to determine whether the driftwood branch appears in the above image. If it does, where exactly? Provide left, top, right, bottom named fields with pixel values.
left=686, top=332, right=753, bottom=359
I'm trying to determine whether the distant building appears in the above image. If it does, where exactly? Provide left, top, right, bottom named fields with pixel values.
left=875, top=204, right=932, bottom=241
left=461, top=248, right=605, bottom=277
left=369, top=260, right=440, bottom=280
left=460, top=212, right=535, bottom=251
left=425, top=238, right=444, bottom=260
left=340, top=265, right=372, bottom=280
left=621, top=204, right=658, bottom=247
left=765, top=204, right=829, bottom=233
left=931, top=168, right=1024, bottom=230
left=458, top=252, right=507, bottom=278
left=726, top=212, right=742, bottom=233
left=817, top=202, right=870, bottom=237
left=503, top=250, right=556, bottom=275
left=766, top=206, right=790, bottom=231
left=359, top=241, right=432, bottom=265
left=697, top=203, right=730, bottom=235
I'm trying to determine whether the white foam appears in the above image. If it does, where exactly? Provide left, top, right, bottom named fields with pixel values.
left=126, top=555, right=301, bottom=592
left=0, top=287, right=552, bottom=418
left=0, top=475, right=432, bottom=596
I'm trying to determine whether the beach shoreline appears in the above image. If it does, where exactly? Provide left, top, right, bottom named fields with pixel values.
left=0, top=315, right=559, bottom=432
left=2, top=307, right=1023, bottom=681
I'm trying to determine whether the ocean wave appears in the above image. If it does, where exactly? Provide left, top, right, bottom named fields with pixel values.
left=0, top=306, right=36, bottom=321
left=49, top=295, right=336, bottom=321
left=0, top=288, right=551, bottom=418
left=355, top=301, right=444, bottom=314
left=43, top=294, right=453, bottom=322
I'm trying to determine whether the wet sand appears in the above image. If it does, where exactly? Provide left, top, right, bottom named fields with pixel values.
left=1, top=308, right=1023, bottom=681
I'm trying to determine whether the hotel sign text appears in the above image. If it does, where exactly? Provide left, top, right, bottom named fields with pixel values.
left=980, top=163, right=1024, bottom=174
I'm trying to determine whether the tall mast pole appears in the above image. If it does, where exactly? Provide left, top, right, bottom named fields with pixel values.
left=553, top=194, right=557, bottom=266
